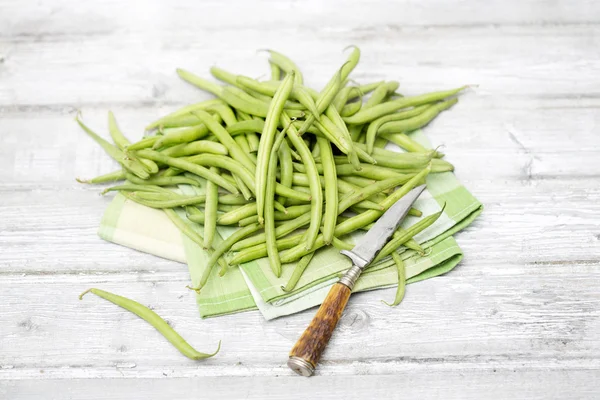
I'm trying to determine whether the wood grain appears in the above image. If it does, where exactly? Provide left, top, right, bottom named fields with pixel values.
left=1, top=0, right=600, bottom=398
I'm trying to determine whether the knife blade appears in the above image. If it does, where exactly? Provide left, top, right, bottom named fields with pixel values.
left=287, top=184, right=426, bottom=376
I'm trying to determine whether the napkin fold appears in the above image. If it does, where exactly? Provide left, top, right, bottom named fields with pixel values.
left=98, top=131, right=482, bottom=319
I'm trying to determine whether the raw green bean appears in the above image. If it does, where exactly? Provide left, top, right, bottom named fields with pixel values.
left=79, top=288, right=220, bottom=360
left=153, top=124, right=211, bottom=148
left=161, top=140, right=229, bottom=157
left=372, top=206, right=444, bottom=264
left=101, top=184, right=166, bottom=195
left=281, top=252, right=315, bottom=292
left=365, top=104, right=431, bottom=153
left=107, top=111, right=130, bottom=150
left=191, top=110, right=256, bottom=172
left=325, top=105, right=360, bottom=169
left=339, top=175, right=377, bottom=187
left=331, top=236, right=354, bottom=251
left=146, top=99, right=223, bottom=130
left=296, top=66, right=343, bottom=135
left=76, top=115, right=150, bottom=180
left=185, top=206, right=206, bottom=224
left=270, top=62, right=281, bottom=80
left=265, top=139, right=282, bottom=277
left=381, top=132, right=443, bottom=158
left=176, top=68, right=223, bottom=97
left=247, top=132, right=260, bottom=152
left=203, top=167, right=219, bottom=249
left=124, top=172, right=203, bottom=187
left=199, top=223, right=262, bottom=289
left=231, top=213, right=310, bottom=251
left=266, top=50, right=304, bottom=85
left=135, top=150, right=239, bottom=194
left=234, top=134, right=252, bottom=154
left=340, top=46, right=360, bottom=81
left=317, top=137, right=337, bottom=244
left=282, top=113, right=322, bottom=249
left=229, top=233, right=304, bottom=265
left=128, top=192, right=207, bottom=208
left=343, top=86, right=467, bottom=125
left=126, top=136, right=159, bottom=151
left=218, top=203, right=258, bottom=225
left=277, top=139, right=293, bottom=207
left=382, top=252, right=406, bottom=306
left=338, top=173, right=415, bottom=213
left=378, top=98, right=458, bottom=135
left=227, top=119, right=265, bottom=135
left=232, top=173, right=254, bottom=201
left=76, top=169, right=125, bottom=184
left=340, top=98, right=362, bottom=117
left=256, top=72, right=295, bottom=224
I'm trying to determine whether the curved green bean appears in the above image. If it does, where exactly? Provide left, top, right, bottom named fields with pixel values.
left=382, top=252, right=406, bottom=306
left=365, top=104, right=431, bottom=153
left=378, top=98, right=458, bottom=135
left=281, top=252, right=315, bottom=292
left=79, top=288, right=220, bottom=360
left=76, top=169, right=125, bottom=184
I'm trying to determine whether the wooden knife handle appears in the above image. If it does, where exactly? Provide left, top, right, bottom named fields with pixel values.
left=287, top=282, right=352, bottom=376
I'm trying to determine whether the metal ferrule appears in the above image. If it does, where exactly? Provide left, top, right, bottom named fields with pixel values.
left=338, top=264, right=362, bottom=290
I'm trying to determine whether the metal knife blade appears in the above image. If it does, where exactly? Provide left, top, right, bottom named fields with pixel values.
left=340, top=184, right=426, bottom=268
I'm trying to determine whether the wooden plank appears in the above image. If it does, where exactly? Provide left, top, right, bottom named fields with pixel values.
left=0, top=272, right=598, bottom=375
left=2, top=371, right=600, bottom=400
left=1, top=26, right=600, bottom=108
left=2, top=0, right=599, bottom=39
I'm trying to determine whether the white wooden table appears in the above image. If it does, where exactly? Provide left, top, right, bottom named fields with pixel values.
left=1, top=1, right=599, bottom=398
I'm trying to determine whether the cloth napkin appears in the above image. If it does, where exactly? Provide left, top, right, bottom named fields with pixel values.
left=98, top=131, right=482, bottom=319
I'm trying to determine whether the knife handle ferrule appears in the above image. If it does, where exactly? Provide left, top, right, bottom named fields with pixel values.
left=338, top=264, right=362, bottom=290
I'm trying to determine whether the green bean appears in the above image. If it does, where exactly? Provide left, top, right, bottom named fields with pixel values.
left=313, top=116, right=351, bottom=154
left=372, top=206, right=444, bottom=264
left=381, top=132, right=443, bottom=158
left=202, top=167, right=219, bottom=249
left=365, top=104, right=431, bottom=153
left=76, top=169, right=125, bottom=184
left=296, top=66, right=343, bottom=135
left=247, top=132, right=260, bottom=152
left=325, top=105, right=360, bottom=169
left=270, top=62, right=281, bottom=80
left=176, top=68, right=223, bottom=97
left=282, top=113, right=322, bottom=249
left=128, top=192, right=207, bottom=208
left=336, top=163, right=414, bottom=181
left=76, top=115, right=150, bottom=180
left=135, top=150, right=239, bottom=194
left=232, top=173, right=253, bottom=201
left=101, top=184, right=165, bottom=195
left=161, top=140, right=229, bottom=157
left=187, top=153, right=310, bottom=202
left=339, top=175, right=377, bottom=188
left=331, top=236, right=354, bottom=251
left=227, top=119, right=265, bottom=135
left=79, top=288, right=220, bottom=360
left=229, top=233, right=304, bottom=265
left=277, top=140, right=293, bottom=206
left=107, top=111, right=131, bottom=150
left=234, top=134, right=252, bottom=154
left=340, top=45, right=360, bottom=81
left=266, top=50, right=303, bottom=85
left=317, top=137, right=337, bottom=244
left=221, top=86, right=269, bottom=117
left=231, top=213, right=310, bottom=251
left=343, top=86, right=467, bottom=125
left=353, top=143, right=434, bottom=169
left=382, top=252, right=406, bottom=306
left=185, top=206, right=206, bottom=224
left=238, top=215, right=259, bottom=226
left=338, top=173, right=415, bottom=213
left=265, top=139, right=282, bottom=277
left=340, top=98, right=362, bottom=117
left=191, top=110, right=256, bottom=173
left=364, top=81, right=399, bottom=110
left=123, top=172, right=202, bottom=187
left=218, top=203, right=258, bottom=225
left=256, top=72, right=295, bottom=224
left=378, top=98, right=458, bottom=135
left=146, top=99, right=224, bottom=130
left=153, top=124, right=210, bottom=148
left=199, top=223, right=262, bottom=288
left=126, top=136, right=159, bottom=151
left=281, top=252, right=315, bottom=292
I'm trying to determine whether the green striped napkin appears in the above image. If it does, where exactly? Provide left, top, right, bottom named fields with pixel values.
left=98, top=130, right=482, bottom=319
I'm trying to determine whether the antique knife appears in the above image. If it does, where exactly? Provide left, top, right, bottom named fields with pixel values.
left=287, top=184, right=426, bottom=376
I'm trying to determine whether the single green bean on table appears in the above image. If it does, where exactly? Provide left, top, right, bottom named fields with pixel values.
left=78, top=46, right=466, bottom=293
left=80, top=288, right=220, bottom=360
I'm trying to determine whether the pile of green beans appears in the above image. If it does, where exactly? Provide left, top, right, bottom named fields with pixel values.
left=78, top=47, right=462, bottom=295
